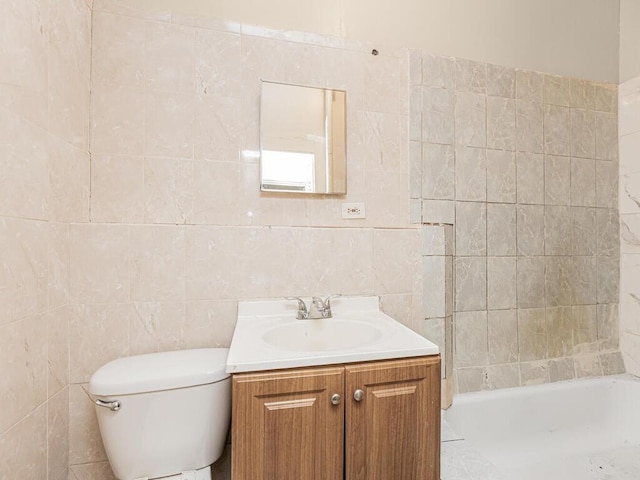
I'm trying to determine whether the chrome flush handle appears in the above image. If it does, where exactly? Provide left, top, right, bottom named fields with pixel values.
left=95, top=399, right=121, bottom=411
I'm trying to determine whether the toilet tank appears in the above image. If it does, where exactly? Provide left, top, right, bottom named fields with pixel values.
left=89, top=349, right=231, bottom=480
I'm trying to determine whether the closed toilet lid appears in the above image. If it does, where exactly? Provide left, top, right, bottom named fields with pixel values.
left=89, top=348, right=230, bottom=396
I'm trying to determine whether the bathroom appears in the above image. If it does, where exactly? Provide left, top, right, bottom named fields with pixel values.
left=1, top=0, right=639, bottom=478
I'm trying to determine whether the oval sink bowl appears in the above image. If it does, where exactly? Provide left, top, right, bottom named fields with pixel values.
left=262, top=319, right=383, bottom=352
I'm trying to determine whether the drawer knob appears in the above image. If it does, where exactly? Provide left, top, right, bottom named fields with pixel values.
left=354, top=389, right=364, bottom=402
left=331, top=393, right=341, bottom=405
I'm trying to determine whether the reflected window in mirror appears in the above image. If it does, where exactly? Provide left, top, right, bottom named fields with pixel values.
left=260, top=81, right=347, bottom=195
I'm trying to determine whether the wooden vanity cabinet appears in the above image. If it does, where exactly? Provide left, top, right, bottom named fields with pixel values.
left=231, top=356, right=441, bottom=480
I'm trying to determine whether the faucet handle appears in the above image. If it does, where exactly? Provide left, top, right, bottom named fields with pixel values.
left=285, top=296, right=308, bottom=319
left=322, top=294, right=342, bottom=318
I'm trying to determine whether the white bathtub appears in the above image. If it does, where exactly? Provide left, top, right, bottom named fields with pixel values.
left=443, top=375, right=640, bottom=480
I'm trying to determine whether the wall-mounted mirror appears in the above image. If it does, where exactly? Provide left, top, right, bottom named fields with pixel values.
left=260, top=81, right=347, bottom=194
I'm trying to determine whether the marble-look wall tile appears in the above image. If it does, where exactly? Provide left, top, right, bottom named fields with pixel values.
left=545, top=206, right=571, bottom=255
left=549, top=357, right=575, bottom=382
left=48, top=387, right=70, bottom=480
left=144, top=157, right=194, bottom=224
left=517, top=205, right=545, bottom=256
left=49, top=223, right=70, bottom=310
left=544, top=105, right=571, bottom=156
left=597, top=303, right=619, bottom=343
left=572, top=256, right=597, bottom=305
left=455, top=367, right=486, bottom=394
left=194, top=95, right=241, bottom=162
left=422, top=199, right=455, bottom=224
left=487, top=257, right=516, bottom=310
left=91, top=155, right=144, bottom=223
left=194, top=29, right=242, bottom=99
left=546, top=306, right=573, bottom=357
left=455, top=310, right=488, bottom=367
left=69, top=224, right=130, bottom=303
left=70, top=461, right=117, bottom=480
left=597, top=209, right=619, bottom=256
left=595, top=160, right=618, bottom=208
left=570, top=157, right=596, bottom=207
left=455, top=59, right=486, bottom=94
left=422, top=53, right=454, bottom=89
left=0, top=405, right=47, bottom=480
left=516, top=70, right=544, bottom=103
left=518, top=308, right=547, bottom=361
left=545, top=256, right=573, bottom=307
left=455, top=257, right=487, bottom=312
left=184, top=299, right=237, bottom=349
left=69, top=303, right=132, bottom=383
left=488, top=310, right=518, bottom=364
left=485, top=364, right=520, bottom=390
left=129, top=301, right=187, bottom=355
left=455, top=147, right=486, bottom=201
left=570, top=78, right=595, bottom=110
left=0, top=315, right=47, bottom=434
left=422, top=87, right=454, bottom=144
left=48, top=306, right=70, bottom=396
left=543, top=75, right=570, bottom=107
left=486, top=150, right=516, bottom=203
left=487, top=64, right=515, bottom=98
left=520, top=360, right=550, bottom=385
left=373, top=229, right=419, bottom=294
left=145, top=90, right=195, bottom=158
left=410, top=89, right=422, bottom=142
left=455, top=92, right=486, bottom=147
left=145, top=21, right=195, bottom=93
left=517, top=256, right=545, bottom=308
left=570, top=108, right=596, bottom=159
left=574, top=353, right=603, bottom=378
left=69, top=384, right=108, bottom=465
left=49, top=140, right=90, bottom=223
left=423, top=257, right=446, bottom=318
left=487, top=97, right=515, bottom=151
left=422, top=143, right=454, bottom=200
left=595, top=83, right=617, bottom=113
left=597, top=256, right=619, bottom=304
left=571, top=207, right=597, bottom=256
left=573, top=304, right=598, bottom=348
left=410, top=141, right=422, bottom=198
left=421, top=224, right=453, bottom=256
left=515, top=100, right=543, bottom=153
left=595, top=112, right=618, bottom=161
left=600, top=351, right=625, bottom=375
left=545, top=155, right=571, bottom=206
left=455, top=202, right=486, bottom=256
left=516, top=152, right=544, bottom=204
left=487, top=203, right=516, bottom=256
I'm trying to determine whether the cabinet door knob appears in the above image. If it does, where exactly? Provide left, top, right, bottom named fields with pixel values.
left=331, top=393, right=341, bottom=405
left=353, top=389, right=364, bottom=402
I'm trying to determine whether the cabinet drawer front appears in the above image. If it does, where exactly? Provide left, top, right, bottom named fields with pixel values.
left=345, top=357, right=441, bottom=480
left=232, top=366, right=344, bottom=480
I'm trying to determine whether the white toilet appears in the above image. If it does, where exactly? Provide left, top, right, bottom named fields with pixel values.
left=89, top=348, right=231, bottom=480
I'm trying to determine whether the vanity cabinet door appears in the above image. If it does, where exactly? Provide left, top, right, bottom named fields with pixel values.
left=232, top=366, right=344, bottom=480
left=344, top=356, right=441, bottom=480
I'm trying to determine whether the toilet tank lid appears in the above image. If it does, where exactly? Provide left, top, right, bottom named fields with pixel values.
left=89, top=348, right=230, bottom=396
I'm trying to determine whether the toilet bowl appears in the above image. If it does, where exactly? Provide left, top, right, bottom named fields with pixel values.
left=89, top=348, right=231, bottom=480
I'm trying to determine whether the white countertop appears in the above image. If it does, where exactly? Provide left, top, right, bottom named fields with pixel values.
left=226, top=296, right=440, bottom=373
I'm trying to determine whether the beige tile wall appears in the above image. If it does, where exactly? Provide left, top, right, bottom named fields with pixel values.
left=0, top=0, right=92, bottom=479
left=68, top=5, right=423, bottom=477
left=410, top=53, right=624, bottom=394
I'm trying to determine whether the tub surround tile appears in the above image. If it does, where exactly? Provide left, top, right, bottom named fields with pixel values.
left=519, top=360, right=550, bottom=385
left=518, top=308, right=548, bottom=361
left=487, top=64, right=515, bottom=99
left=574, top=353, right=603, bottom=378
left=545, top=257, right=573, bottom=307
left=571, top=207, right=597, bottom=256
left=455, top=147, right=486, bottom=201
left=455, top=202, right=486, bottom=256
left=455, top=311, right=488, bottom=367
left=597, top=303, right=619, bottom=343
left=455, top=257, right=487, bottom=312
left=487, top=97, right=515, bottom=150
left=487, top=204, right=516, bottom=256
left=543, top=75, right=571, bottom=107
left=516, top=70, right=544, bottom=103
left=544, top=105, right=571, bottom=156
left=516, top=153, right=544, bottom=204
left=571, top=158, right=596, bottom=207
left=570, top=108, right=596, bottom=159
left=547, top=307, right=574, bottom=357
left=423, top=143, right=455, bottom=200
left=572, top=256, right=597, bottom=305
left=422, top=87, right=455, bottom=144
left=515, top=100, right=543, bottom=153
left=488, top=310, right=518, bottom=364
left=545, top=155, right=571, bottom=206
left=599, top=352, right=626, bottom=375
left=517, top=205, right=545, bottom=256
left=597, top=256, right=619, bottom=304
left=596, top=209, right=620, bottom=256
left=595, top=83, right=617, bottom=113
left=570, top=78, right=595, bottom=110
left=596, top=112, right=618, bottom=161
left=544, top=206, right=572, bottom=256
left=422, top=53, right=454, bottom=89
left=487, top=257, right=517, bottom=310
left=486, top=150, right=516, bottom=203
left=517, top=257, right=546, bottom=308
left=455, top=92, right=487, bottom=147
left=596, top=161, right=618, bottom=208
left=548, top=357, right=575, bottom=382
left=455, top=59, right=487, bottom=94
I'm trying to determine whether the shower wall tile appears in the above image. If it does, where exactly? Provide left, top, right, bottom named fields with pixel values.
left=485, top=364, right=521, bottom=390
left=455, top=92, right=486, bottom=147
left=455, top=59, right=487, bottom=94
left=487, top=97, right=516, bottom=150
left=455, top=147, right=486, bottom=201
left=545, top=206, right=572, bottom=256
left=571, top=207, right=597, bottom=256
left=488, top=310, right=518, bottom=364
left=546, top=307, right=574, bottom=358
left=487, top=64, right=515, bottom=99
left=516, top=70, right=544, bottom=103
left=515, top=100, right=543, bottom=153
left=545, top=155, right=571, bottom=206
left=545, top=256, right=573, bottom=307
left=570, top=108, right=596, bottom=159
left=518, top=308, right=547, bottom=361
left=422, top=53, right=454, bottom=89
left=455, top=202, right=486, bottom=256
left=597, top=303, right=619, bottom=343
left=517, top=257, right=545, bottom=308
left=570, top=78, right=595, bottom=110
left=487, top=203, right=516, bottom=256
left=597, top=256, right=619, bottom=304
left=594, top=83, right=617, bottom=113
left=596, top=208, right=620, bottom=256
left=422, top=87, right=455, bottom=144
left=596, top=112, right=618, bottom=160
left=455, top=310, right=488, bottom=367
left=544, top=105, right=571, bottom=155
left=543, top=75, right=570, bottom=107
left=574, top=353, right=603, bottom=378
left=516, top=153, right=544, bottom=204
left=422, top=143, right=455, bottom=199
left=520, top=360, right=550, bottom=385
left=455, top=257, right=487, bottom=312
left=600, top=351, right=625, bottom=375
left=595, top=160, right=618, bottom=208
left=570, top=158, right=596, bottom=207
left=486, top=150, right=516, bottom=203
left=572, top=256, right=597, bottom=305
left=549, top=357, right=575, bottom=382
left=517, top=204, right=545, bottom=256
left=487, top=257, right=517, bottom=310
left=422, top=199, right=455, bottom=224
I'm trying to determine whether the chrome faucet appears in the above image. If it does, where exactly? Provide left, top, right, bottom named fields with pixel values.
left=286, top=295, right=341, bottom=319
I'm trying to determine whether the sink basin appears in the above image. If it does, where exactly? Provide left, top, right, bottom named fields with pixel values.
left=262, top=319, right=383, bottom=352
